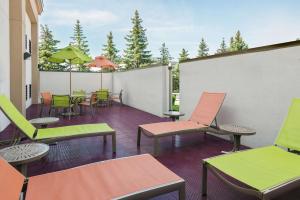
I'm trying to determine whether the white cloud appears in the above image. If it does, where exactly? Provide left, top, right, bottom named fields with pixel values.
left=43, top=9, right=119, bottom=26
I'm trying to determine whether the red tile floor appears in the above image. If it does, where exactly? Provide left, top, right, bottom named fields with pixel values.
left=1, top=103, right=299, bottom=200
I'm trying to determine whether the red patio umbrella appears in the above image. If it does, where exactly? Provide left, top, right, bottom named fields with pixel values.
left=87, top=56, right=117, bottom=89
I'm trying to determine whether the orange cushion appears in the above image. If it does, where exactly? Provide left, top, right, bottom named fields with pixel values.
left=140, top=121, right=207, bottom=136
left=0, top=157, right=25, bottom=200
left=41, top=92, right=52, bottom=105
left=26, top=154, right=183, bottom=200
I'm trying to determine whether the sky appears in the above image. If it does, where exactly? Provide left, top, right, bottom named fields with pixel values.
left=40, top=0, right=300, bottom=59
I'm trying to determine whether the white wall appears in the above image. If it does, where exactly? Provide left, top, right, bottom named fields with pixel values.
left=113, top=66, right=169, bottom=117
left=25, top=13, right=32, bottom=108
left=40, top=71, right=113, bottom=97
left=0, top=0, right=10, bottom=131
left=180, top=45, right=300, bottom=148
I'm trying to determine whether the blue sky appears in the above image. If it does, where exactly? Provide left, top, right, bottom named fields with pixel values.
left=40, top=0, right=300, bottom=59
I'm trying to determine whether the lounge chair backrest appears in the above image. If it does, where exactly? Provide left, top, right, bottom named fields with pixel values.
left=275, top=98, right=300, bottom=151
left=0, top=95, right=36, bottom=139
left=0, top=157, right=25, bottom=199
left=189, top=92, right=226, bottom=125
left=41, top=92, right=52, bottom=105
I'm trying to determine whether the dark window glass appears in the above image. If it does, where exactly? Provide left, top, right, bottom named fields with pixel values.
left=29, top=84, right=32, bottom=98
left=29, top=40, right=32, bottom=54
left=25, top=35, right=27, bottom=50
left=25, top=85, right=28, bottom=100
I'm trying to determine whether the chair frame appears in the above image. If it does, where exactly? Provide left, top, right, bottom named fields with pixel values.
left=0, top=107, right=116, bottom=154
left=201, top=151, right=300, bottom=200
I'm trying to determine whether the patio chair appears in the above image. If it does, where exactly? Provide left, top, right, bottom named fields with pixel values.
left=0, top=95, right=116, bottom=153
left=0, top=154, right=186, bottom=200
left=39, top=92, right=52, bottom=117
left=96, top=89, right=109, bottom=106
left=79, top=93, right=98, bottom=116
left=138, top=92, right=226, bottom=155
left=109, top=89, right=123, bottom=106
left=202, top=98, right=300, bottom=200
left=49, top=95, right=74, bottom=116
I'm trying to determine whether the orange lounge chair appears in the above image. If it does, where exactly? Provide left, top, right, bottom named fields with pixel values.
left=138, top=92, right=226, bottom=155
left=1, top=154, right=185, bottom=200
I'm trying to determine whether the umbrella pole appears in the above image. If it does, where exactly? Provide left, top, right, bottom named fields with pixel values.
left=69, top=61, right=72, bottom=119
left=101, top=71, right=103, bottom=89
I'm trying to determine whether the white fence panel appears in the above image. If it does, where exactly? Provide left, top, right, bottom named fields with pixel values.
left=180, top=45, right=300, bottom=148
left=40, top=71, right=113, bottom=96
left=113, top=66, right=169, bottom=117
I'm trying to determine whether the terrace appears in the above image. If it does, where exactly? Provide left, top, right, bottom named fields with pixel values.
left=1, top=1, right=300, bottom=200
left=1, top=40, right=300, bottom=200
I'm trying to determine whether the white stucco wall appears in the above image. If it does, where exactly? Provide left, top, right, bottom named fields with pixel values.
left=113, top=66, right=169, bottom=117
left=40, top=71, right=113, bottom=97
left=0, top=0, right=10, bottom=131
left=25, top=13, right=32, bottom=108
left=180, top=45, right=300, bottom=148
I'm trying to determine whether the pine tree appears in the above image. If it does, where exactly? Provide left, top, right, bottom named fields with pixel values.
left=197, top=38, right=209, bottom=57
left=229, top=30, right=248, bottom=51
left=71, top=20, right=90, bottom=54
left=123, top=10, right=152, bottom=69
left=216, top=38, right=227, bottom=54
left=159, top=43, right=171, bottom=65
left=38, top=24, right=60, bottom=71
left=179, top=48, right=189, bottom=63
left=102, top=31, right=119, bottom=63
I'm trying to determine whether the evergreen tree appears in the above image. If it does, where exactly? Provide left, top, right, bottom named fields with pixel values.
left=71, top=20, right=90, bottom=54
left=172, top=64, right=180, bottom=92
left=216, top=38, right=227, bottom=54
left=123, top=10, right=152, bottom=69
left=38, top=24, right=60, bottom=71
left=70, top=20, right=90, bottom=71
left=229, top=30, right=248, bottom=51
left=197, top=38, right=209, bottom=57
left=159, top=43, right=171, bottom=65
left=179, top=48, right=189, bottom=63
left=102, top=31, right=119, bottom=63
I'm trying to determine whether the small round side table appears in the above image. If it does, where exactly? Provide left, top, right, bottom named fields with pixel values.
left=0, top=143, right=49, bottom=175
left=163, top=111, right=185, bottom=121
left=219, top=124, right=256, bottom=152
left=29, top=117, right=59, bottom=128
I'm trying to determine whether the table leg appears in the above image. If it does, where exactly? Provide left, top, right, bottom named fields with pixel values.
left=17, top=164, right=27, bottom=176
left=171, top=116, right=176, bottom=121
left=232, top=135, right=241, bottom=152
left=153, top=138, right=160, bottom=156
left=41, top=124, right=48, bottom=128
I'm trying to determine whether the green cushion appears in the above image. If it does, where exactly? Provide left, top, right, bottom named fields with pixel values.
left=36, top=123, right=114, bottom=140
left=52, top=95, right=71, bottom=108
left=275, top=99, right=300, bottom=151
left=206, top=146, right=300, bottom=191
left=0, top=95, right=36, bottom=138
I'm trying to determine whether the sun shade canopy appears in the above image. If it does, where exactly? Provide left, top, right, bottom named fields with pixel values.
left=49, top=45, right=91, bottom=64
left=87, top=56, right=117, bottom=70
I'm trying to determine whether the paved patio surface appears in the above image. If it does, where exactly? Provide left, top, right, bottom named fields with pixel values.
left=1, top=103, right=299, bottom=200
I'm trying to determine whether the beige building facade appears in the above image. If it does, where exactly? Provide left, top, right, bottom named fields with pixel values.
left=0, top=0, right=43, bottom=131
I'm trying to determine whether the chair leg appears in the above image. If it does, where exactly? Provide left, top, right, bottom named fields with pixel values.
left=49, top=107, right=52, bottom=116
left=137, top=127, right=141, bottom=147
left=112, top=133, right=116, bottom=153
left=39, top=104, right=44, bottom=117
left=202, top=162, right=208, bottom=196
left=103, top=135, right=107, bottom=144
left=153, top=138, right=159, bottom=156
left=179, top=183, right=186, bottom=200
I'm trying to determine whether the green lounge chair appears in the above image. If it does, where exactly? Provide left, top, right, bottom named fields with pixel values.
left=0, top=95, right=116, bottom=153
left=202, top=98, right=300, bottom=199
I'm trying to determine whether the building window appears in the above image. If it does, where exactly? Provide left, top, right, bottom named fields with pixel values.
left=25, top=34, right=27, bottom=50
left=25, top=85, right=28, bottom=101
left=29, top=84, right=32, bottom=99
left=29, top=40, right=32, bottom=54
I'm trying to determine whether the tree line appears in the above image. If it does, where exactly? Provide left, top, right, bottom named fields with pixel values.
left=39, top=10, right=249, bottom=72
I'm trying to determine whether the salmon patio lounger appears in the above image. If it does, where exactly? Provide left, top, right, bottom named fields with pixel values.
left=0, top=95, right=116, bottom=153
left=0, top=154, right=185, bottom=200
left=138, top=92, right=226, bottom=155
